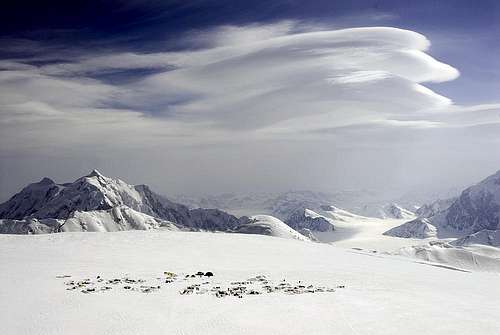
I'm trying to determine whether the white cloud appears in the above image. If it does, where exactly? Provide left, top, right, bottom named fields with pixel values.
left=1, top=22, right=499, bottom=198
left=106, top=26, right=459, bottom=130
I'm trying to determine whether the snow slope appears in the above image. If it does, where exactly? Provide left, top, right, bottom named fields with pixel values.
left=395, top=241, right=500, bottom=272
left=61, top=206, right=178, bottom=232
left=235, top=215, right=309, bottom=241
left=0, top=205, right=178, bottom=233
left=296, top=205, right=417, bottom=250
left=313, top=206, right=500, bottom=273
left=1, top=231, right=499, bottom=335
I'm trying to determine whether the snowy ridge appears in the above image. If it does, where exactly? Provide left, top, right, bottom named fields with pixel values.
left=451, top=229, right=500, bottom=247
left=235, top=215, right=310, bottom=241
left=0, top=177, right=62, bottom=219
left=415, top=198, right=455, bottom=218
left=320, top=205, right=370, bottom=221
left=394, top=240, right=500, bottom=272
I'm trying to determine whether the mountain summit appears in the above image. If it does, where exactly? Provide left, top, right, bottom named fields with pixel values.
left=0, top=171, right=246, bottom=234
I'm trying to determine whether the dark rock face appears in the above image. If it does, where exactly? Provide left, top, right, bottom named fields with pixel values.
left=444, top=188, right=500, bottom=234
left=383, top=170, right=500, bottom=238
left=235, top=221, right=273, bottom=236
left=35, top=179, right=111, bottom=219
left=0, top=217, right=64, bottom=234
left=189, top=208, right=246, bottom=231
left=134, top=184, right=191, bottom=225
left=285, top=209, right=333, bottom=232
left=418, top=170, right=500, bottom=237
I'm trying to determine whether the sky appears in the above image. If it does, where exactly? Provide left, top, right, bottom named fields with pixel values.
left=1, top=0, right=500, bottom=201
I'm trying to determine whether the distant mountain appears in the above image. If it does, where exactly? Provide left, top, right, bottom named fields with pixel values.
left=386, top=169, right=500, bottom=238
left=173, top=190, right=417, bottom=221
left=0, top=170, right=246, bottom=234
left=285, top=208, right=334, bottom=234
left=383, top=218, right=437, bottom=239
left=383, top=203, right=415, bottom=219
left=437, top=170, right=500, bottom=235
left=415, top=198, right=455, bottom=218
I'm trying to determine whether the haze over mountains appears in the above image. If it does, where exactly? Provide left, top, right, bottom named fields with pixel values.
left=173, top=190, right=423, bottom=220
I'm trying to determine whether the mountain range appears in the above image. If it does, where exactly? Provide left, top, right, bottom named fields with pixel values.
left=385, top=169, right=500, bottom=242
left=0, top=170, right=340, bottom=239
left=3, top=168, right=500, bottom=248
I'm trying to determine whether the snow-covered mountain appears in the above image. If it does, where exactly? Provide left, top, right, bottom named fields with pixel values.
left=285, top=208, right=334, bottom=233
left=235, top=215, right=310, bottom=241
left=415, top=198, right=455, bottom=218
left=438, top=170, right=500, bottom=235
left=387, top=169, right=500, bottom=238
left=383, top=218, right=437, bottom=239
left=382, top=203, right=415, bottom=219
left=0, top=170, right=246, bottom=234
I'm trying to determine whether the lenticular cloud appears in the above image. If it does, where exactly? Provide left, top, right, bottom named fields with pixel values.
left=116, top=25, right=460, bottom=129
left=0, top=23, right=462, bottom=148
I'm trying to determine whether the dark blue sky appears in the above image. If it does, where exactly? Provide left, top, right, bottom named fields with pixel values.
left=2, top=1, right=500, bottom=44
left=2, top=0, right=500, bottom=103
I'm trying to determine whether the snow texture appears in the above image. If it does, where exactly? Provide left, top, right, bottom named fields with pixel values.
left=1, top=231, right=499, bottom=335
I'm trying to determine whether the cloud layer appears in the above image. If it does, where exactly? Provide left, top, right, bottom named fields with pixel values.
left=0, top=22, right=499, bottom=199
